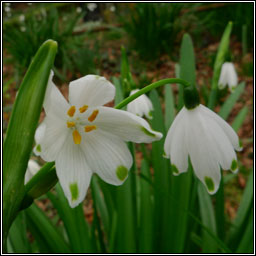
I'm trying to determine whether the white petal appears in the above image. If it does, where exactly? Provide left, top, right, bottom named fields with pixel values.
left=80, top=129, right=132, bottom=185
left=68, top=75, right=115, bottom=107
left=199, top=104, right=242, bottom=151
left=93, top=107, right=162, bottom=143
left=55, top=133, right=92, bottom=208
left=164, top=107, right=186, bottom=157
left=39, top=115, right=69, bottom=162
left=33, top=122, right=46, bottom=156
left=169, top=111, right=189, bottom=175
left=44, top=71, right=70, bottom=120
left=127, top=90, right=153, bottom=119
left=187, top=109, right=221, bottom=194
left=202, top=110, right=238, bottom=172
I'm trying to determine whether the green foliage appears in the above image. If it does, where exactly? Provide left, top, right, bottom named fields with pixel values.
left=121, top=3, right=183, bottom=60
left=3, top=40, right=57, bottom=252
left=3, top=7, right=93, bottom=82
left=194, top=3, right=253, bottom=48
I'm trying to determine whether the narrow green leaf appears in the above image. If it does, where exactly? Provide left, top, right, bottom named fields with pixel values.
left=91, top=176, right=110, bottom=238
left=8, top=212, right=31, bottom=253
left=218, top=82, right=245, bottom=119
left=236, top=210, right=253, bottom=253
left=113, top=144, right=137, bottom=253
left=198, top=183, right=218, bottom=253
left=3, top=40, right=58, bottom=250
left=227, top=170, right=253, bottom=250
left=150, top=89, right=171, bottom=252
left=138, top=159, right=154, bottom=253
left=178, top=33, right=196, bottom=110
left=26, top=203, right=71, bottom=253
left=208, top=22, right=233, bottom=109
left=112, top=76, right=124, bottom=106
left=164, top=84, right=175, bottom=130
left=231, top=106, right=248, bottom=132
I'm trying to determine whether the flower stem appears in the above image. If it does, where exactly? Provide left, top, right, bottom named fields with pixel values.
left=115, top=78, right=191, bottom=109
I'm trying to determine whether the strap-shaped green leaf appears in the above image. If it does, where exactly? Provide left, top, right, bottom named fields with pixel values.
left=208, top=22, right=233, bottom=109
left=178, top=33, right=196, bottom=110
left=218, top=82, right=245, bottom=119
left=3, top=40, right=57, bottom=250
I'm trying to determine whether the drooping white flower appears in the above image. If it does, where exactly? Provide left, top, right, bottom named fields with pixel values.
left=35, top=72, right=162, bottom=207
left=218, top=62, right=238, bottom=91
left=127, top=89, right=153, bottom=119
left=24, top=160, right=41, bottom=185
left=164, top=104, right=242, bottom=194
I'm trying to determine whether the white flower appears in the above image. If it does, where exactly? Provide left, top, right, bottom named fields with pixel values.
left=35, top=72, right=162, bottom=207
left=127, top=89, right=153, bottom=119
left=164, top=104, right=242, bottom=194
left=218, top=62, right=238, bottom=91
left=24, top=160, right=41, bottom=185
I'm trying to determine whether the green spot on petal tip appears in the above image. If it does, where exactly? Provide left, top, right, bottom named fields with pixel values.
left=36, top=144, right=41, bottom=152
left=204, top=176, right=215, bottom=192
left=116, top=165, right=128, bottom=181
left=171, top=164, right=179, bottom=175
left=141, top=126, right=156, bottom=137
left=231, top=159, right=238, bottom=171
left=70, top=183, right=79, bottom=201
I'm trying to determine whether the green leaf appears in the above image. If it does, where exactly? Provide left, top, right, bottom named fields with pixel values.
left=26, top=203, right=71, bottom=253
left=150, top=89, right=171, bottom=252
left=112, top=76, right=124, bottom=106
left=227, top=170, right=253, bottom=251
left=232, top=106, right=248, bottom=132
left=164, top=84, right=175, bottom=130
left=138, top=159, right=154, bottom=253
left=113, top=143, right=137, bottom=253
left=197, top=183, right=218, bottom=253
left=218, top=82, right=245, bottom=120
left=3, top=40, right=58, bottom=250
left=8, top=212, right=31, bottom=253
left=208, top=22, right=233, bottom=109
left=236, top=210, right=253, bottom=253
left=178, top=33, right=196, bottom=110
left=24, top=162, right=57, bottom=199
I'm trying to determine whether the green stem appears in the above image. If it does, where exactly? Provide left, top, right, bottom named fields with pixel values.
left=115, top=78, right=191, bottom=109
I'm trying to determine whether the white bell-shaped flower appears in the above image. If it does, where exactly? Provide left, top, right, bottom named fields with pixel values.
left=127, top=89, right=153, bottom=119
left=34, top=72, right=162, bottom=207
left=24, top=160, right=41, bottom=185
left=218, top=62, right=238, bottom=91
left=164, top=104, right=242, bottom=194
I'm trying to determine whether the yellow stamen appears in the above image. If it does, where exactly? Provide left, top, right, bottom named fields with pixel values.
left=67, top=106, right=76, bottom=117
left=73, top=130, right=81, bottom=144
left=67, top=121, right=76, bottom=128
left=84, top=125, right=97, bottom=132
left=79, top=105, right=88, bottom=113
left=88, top=109, right=99, bottom=122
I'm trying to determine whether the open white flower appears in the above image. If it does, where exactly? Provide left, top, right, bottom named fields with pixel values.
left=24, top=160, right=41, bottom=185
left=218, top=62, right=238, bottom=91
left=127, top=89, right=153, bottom=119
left=35, top=72, right=162, bottom=207
left=164, top=104, right=242, bottom=194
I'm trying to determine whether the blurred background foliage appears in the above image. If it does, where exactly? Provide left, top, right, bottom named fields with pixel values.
left=3, top=2, right=253, bottom=254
